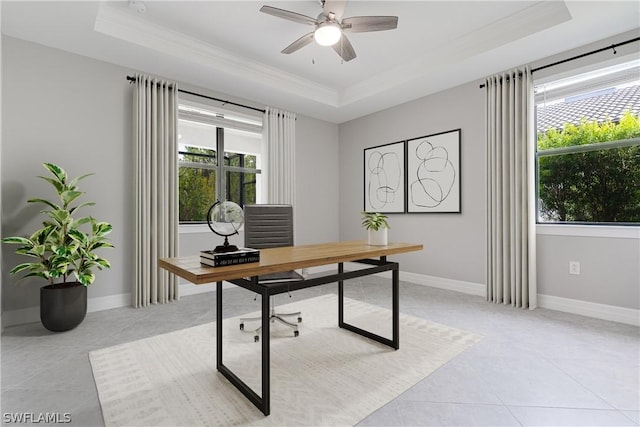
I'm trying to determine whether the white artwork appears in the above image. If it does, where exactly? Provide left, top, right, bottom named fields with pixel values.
left=364, top=141, right=405, bottom=213
left=407, top=129, right=461, bottom=213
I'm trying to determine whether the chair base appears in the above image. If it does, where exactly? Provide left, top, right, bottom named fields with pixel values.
left=239, top=309, right=302, bottom=342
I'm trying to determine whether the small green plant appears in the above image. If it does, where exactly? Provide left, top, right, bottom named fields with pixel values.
left=2, top=163, right=113, bottom=287
left=361, top=211, right=390, bottom=231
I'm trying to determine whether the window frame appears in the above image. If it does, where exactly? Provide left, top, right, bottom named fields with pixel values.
left=533, top=60, right=640, bottom=228
left=177, top=103, right=263, bottom=227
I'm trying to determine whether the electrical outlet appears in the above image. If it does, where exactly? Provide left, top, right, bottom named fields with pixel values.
left=569, top=261, right=581, bottom=275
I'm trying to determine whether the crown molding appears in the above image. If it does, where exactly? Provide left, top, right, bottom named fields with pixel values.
left=93, top=2, right=340, bottom=107
left=341, top=1, right=572, bottom=106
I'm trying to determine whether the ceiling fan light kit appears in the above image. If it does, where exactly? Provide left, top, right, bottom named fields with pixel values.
left=314, top=22, right=342, bottom=46
left=260, top=0, right=398, bottom=62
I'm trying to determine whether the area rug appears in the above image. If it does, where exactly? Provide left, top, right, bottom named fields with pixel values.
left=89, top=294, right=481, bottom=426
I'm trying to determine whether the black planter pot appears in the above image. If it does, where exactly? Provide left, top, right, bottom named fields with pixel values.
left=40, top=282, right=87, bottom=332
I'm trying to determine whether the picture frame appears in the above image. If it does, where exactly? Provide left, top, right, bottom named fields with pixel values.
left=406, top=129, right=461, bottom=213
left=363, top=140, right=406, bottom=213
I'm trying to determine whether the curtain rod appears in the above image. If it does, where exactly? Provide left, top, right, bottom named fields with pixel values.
left=478, top=36, right=640, bottom=89
left=126, top=75, right=266, bottom=114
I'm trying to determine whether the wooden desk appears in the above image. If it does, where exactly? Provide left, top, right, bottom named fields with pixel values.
left=160, top=240, right=423, bottom=416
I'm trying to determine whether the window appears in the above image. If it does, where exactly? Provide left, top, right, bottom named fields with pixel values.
left=535, top=59, right=640, bottom=225
left=178, top=103, right=263, bottom=224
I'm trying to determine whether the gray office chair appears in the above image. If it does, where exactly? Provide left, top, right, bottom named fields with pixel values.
left=239, top=204, right=303, bottom=342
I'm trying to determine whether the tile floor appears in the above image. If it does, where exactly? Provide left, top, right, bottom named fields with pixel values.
left=1, top=277, right=639, bottom=426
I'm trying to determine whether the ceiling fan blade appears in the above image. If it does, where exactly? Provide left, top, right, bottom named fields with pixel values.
left=332, top=34, right=356, bottom=62
left=260, top=5, right=318, bottom=26
left=282, top=32, right=315, bottom=54
left=322, top=0, right=347, bottom=20
left=342, top=16, right=398, bottom=33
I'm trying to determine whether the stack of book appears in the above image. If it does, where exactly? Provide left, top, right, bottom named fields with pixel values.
left=200, top=248, right=260, bottom=267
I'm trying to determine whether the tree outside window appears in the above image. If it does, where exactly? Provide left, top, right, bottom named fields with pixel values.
left=177, top=107, right=263, bottom=223
left=536, top=69, right=640, bottom=225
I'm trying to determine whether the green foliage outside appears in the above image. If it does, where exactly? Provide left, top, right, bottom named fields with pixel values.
left=179, top=147, right=257, bottom=222
left=537, top=111, right=640, bottom=223
left=179, top=147, right=217, bottom=222
left=226, top=153, right=257, bottom=209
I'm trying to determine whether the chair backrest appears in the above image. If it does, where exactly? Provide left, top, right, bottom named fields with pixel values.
left=243, top=204, right=294, bottom=249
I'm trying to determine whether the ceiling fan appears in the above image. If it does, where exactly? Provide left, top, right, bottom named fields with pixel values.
left=260, top=0, right=398, bottom=62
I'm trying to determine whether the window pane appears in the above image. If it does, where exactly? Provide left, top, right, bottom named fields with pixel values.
left=535, top=60, right=640, bottom=224
left=538, top=145, right=640, bottom=223
left=178, top=105, right=264, bottom=220
left=179, top=120, right=218, bottom=163
left=224, top=152, right=257, bottom=169
left=226, top=170, right=257, bottom=207
left=179, top=146, right=217, bottom=223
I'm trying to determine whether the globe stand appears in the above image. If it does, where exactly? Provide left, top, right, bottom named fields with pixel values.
left=207, top=201, right=244, bottom=255
left=214, top=235, right=239, bottom=253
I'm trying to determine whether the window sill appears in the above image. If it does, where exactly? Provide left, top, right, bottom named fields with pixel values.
left=536, top=224, right=640, bottom=239
left=179, top=224, right=246, bottom=234
left=179, top=224, right=210, bottom=234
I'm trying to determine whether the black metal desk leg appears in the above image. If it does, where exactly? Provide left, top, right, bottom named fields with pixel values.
left=216, top=281, right=223, bottom=369
left=215, top=280, right=270, bottom=416
left=392, top=266, right=400, bottom=350
left=338, top=258, right=399, bottom=350
left=338, top=262, right=344, bottom=326
left=261, top=288, right=271, bottom=415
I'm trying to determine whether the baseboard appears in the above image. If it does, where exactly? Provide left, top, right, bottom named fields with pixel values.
left=400, top=271, right=486, bottom=296
left=179, top=280, right=229, bottom=296
left=2, top=306, right=40, bottom=328
left=2, top=292, right=132, bottom=327
left=399, top=271, right=638, bottom=326
left=87, top=292, right=132, bottom=312
left=402, top=272, right=639, bottom=326
left=537, top=294, right=640, bottom=326
left=3, top=271, right=637, bottom=327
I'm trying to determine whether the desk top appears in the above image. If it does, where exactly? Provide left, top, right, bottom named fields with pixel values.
left=159, top=240, right=423, bottom=285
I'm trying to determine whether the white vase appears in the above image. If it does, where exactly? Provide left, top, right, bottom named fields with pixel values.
left=368, top=228, right=388, bottom=246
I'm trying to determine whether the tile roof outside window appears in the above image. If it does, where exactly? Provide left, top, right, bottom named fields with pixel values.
left=537, top=84, right=640, bottom=134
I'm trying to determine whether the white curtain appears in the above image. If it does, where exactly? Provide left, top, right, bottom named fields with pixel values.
left=133, top=74, right=179, bottom=307
left=485, top=67, right=537, bottom=309
left=263, top=107, right=296, bottom=204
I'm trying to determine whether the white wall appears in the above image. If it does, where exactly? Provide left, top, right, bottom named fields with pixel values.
left=1, top=36, right=339, bottom=319
left=337, top=30, right=640, bottom=316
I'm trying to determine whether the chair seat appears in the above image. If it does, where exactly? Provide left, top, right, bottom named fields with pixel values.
left=241, top=204, right=303, bottom=342
left=257, top=270, right=304, bottom=284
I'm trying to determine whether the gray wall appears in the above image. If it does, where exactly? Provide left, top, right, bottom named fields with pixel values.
left=338, top=30, right=640, bottom=311
left=529, top=30, right=640, bottom=311
left=537, top=234, right=639, bottom=309
left=339, top=82, right=486, bottom=284
left=2, top=36, right=133, bottom=313
left=1, top=36, right=339, bottom=314
left=2, top=30, right=638, bottom=319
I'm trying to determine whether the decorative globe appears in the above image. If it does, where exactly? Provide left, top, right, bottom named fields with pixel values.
left=207, top=201, right=244, bottom=253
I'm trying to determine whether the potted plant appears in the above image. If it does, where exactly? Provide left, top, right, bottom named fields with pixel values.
left=2, top=163, right=113, bottom=332
left=361, top=211, right=390, bottom=246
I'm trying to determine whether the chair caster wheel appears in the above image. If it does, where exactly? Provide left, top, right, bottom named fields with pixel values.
left=294, top=330, right=299, bottom=337
left=297, top=317, right=302, bottom=323
left=254, top=335, right=259, bottom=343
left=239, top=323, right=244, bottom=331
